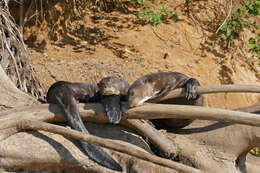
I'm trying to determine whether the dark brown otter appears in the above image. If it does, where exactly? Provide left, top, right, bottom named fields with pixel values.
left=98, top=77, right=129, bottom=124
left=127, top=72, right=203, bottom=129
left=47, top=81, right=122, bottom=171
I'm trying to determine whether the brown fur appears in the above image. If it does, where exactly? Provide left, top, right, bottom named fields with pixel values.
left=128, top=72, right=203, bottom=129
left=98, top=77, right=129, bottom=124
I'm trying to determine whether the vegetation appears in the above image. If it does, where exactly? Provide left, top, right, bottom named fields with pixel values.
left=131, top=0, right=177, bottom=26
left=252, top=146, right=260, bottom=157
left=129, top=0, right=259, bottom=63
left=215, top=0, right=260, bottom=63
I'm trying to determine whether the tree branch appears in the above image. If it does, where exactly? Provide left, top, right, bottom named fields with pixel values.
left=123, top=119, right=178, bottom=158
left=123, top=103, right=260, bottom=127
left=16, top=120, right=204, bottom=173
left=1, top=103, right=260, bottom=139
left=154, top=84, right=260, bottom=102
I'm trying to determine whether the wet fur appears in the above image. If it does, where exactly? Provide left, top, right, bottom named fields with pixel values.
left=128, top=72, right=203, bottom=129
left=47, top=81, right=122, bottom=171
left=98, top=77, right=129, bottom=124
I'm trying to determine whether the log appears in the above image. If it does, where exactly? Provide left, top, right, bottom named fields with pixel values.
left=164, top=84, right=260, bottom=100
left=166, top=104, right=260, bottom=172
left=123, top=119, right=178, bottom=158
left=124, top=103, right=260, bottom=127
left=16, top=120, right=204, bottom=173
left=154, top=84, right=260, bottom=102
left=1, top=104, right=259, bottom=173
left=1, top=103, right=260, bottom=139
left=0, top=122, right=177, bottom=173
left=0, top=104, right=178, bottom=160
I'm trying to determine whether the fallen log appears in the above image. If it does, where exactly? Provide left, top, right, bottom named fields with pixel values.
left=15, top=120, right=204, bottom=173
left=1, top=102, right=260, bottom=130
left=0, top=122, right=177, bottom=173
left=1, top=104, right=259, bottom=173
left=154, top=84, right=260, bottom=102
left=123, top=103, right=260, bottom=127
left=1, top=103, right=260, bottom=140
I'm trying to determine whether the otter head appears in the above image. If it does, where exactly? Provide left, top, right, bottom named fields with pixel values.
left=98, top=77, right=122, bottom=96
left=128, top=79, right=158, bottom=107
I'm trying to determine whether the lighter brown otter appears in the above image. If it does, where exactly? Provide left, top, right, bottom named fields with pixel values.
left=128, top=72, right=203, bottom=129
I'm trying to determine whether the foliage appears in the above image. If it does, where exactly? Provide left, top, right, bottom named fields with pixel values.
left=248, top=34, right=260, bottom=63
left=131, top=0, right=176, bottom=26
left=252, top=146, right=260, bottom=157
left=215, top=0, right=260, bottom=62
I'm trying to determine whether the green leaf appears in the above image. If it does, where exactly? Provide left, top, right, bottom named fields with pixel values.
left=157, top=4, right=165, bottom=11
left=232, top=9, right=241, bottom=19
left=220, top=34, right=227, bottom=40
left=130, top=0, right=138, bottom=4
left=253, top=21, right=260, bottom=29
left=167, top=11, right=173, bottom=17
left=226, top=27, right=232, bottom=36
left=241, top=20, right=250, bottom=28
left=231, top=21, right=239, bottom=29
left=249, top=37, right=256, bottom=44
left=140, top=0, right=146, bottom=5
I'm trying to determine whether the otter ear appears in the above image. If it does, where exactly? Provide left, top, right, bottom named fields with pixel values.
left=142, top=78, right=148, bottom=83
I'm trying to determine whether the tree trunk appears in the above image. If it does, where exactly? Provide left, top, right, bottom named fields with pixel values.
left=0, top=66, right=38, bottom=111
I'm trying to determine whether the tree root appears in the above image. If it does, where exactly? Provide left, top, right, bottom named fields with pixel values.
left=15, top=120, right=204, bottom=173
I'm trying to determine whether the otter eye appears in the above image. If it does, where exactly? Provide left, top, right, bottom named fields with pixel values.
left=130, top=91, right=134, bottom=96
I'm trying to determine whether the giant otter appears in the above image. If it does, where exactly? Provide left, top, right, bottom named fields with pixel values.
left=98, top=77, right=129, bottom=124
left=47, top=81, right=122, bottom=171
left=127, top=72, right=203, bottom=129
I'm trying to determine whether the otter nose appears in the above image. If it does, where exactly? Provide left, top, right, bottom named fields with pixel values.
left=128, top=101, right=138, bottom=108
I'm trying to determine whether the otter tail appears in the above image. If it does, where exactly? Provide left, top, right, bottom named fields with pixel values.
left=55, top=96, right=122, bottom=171
left=101, top=95, right=122, bottom=124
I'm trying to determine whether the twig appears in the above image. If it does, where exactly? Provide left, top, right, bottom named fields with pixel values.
left=216, top=0, right=233, bottom=34
left=23, top=0, right=34, bottom=25
left=19, top=0, right=24, bottom=34
left=151, top=26, right=167, bottom=42
left=40, top=0, right=43, bottom=20
left=16, top=120, right=204, bottom=173
left=3, top=35, right=23, bottom=89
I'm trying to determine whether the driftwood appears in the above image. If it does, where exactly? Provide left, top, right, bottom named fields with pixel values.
left=14, top=120, right=203, bottom=173
left=0, top=65, right=38, bottom=111
left=154, top=84, right=260, bottom=102
left=124, top=103, right=260, bottom=127
left=0, top=103, right=260, bottom=172
left=166, top=105, right=260, bottom=173
left=1, top=102, right=260, bottom=147
left=0, top=122, right=178, bottom=173
left=122, top=119, right=178, bottom=158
